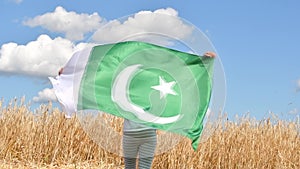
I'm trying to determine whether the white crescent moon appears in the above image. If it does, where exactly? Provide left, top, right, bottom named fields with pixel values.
left=112, top=64, right=181, bottom=124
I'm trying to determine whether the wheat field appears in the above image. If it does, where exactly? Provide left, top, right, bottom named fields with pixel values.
left=0, top=98, right=299, bottom=169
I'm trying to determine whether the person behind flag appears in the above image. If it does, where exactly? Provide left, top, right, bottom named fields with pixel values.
left=123, top=119, right=157, bottom=169
left=122, top=51, right=216, bottom=169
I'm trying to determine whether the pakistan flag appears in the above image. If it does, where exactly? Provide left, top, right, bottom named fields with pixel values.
left=50, top=41, right=214, bottom=150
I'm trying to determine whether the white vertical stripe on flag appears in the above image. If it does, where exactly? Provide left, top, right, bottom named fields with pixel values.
left=49, top=47, right=92, bottom=118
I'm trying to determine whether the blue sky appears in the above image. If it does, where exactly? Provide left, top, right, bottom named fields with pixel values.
left=0, top=0, right=299, bottom=120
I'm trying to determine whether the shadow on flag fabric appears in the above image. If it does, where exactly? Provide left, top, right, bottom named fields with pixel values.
left=49, top=41, right=214, bottom=150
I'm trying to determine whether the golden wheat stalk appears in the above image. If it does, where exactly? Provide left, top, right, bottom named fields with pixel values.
left=0, top=98, right=299, bottom=168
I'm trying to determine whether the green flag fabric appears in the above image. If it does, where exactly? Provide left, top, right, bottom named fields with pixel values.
left=50, top=41, right=214, bottom=150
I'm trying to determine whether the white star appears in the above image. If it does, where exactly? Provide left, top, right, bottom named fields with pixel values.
left=151, top=76, right=177, bottom=99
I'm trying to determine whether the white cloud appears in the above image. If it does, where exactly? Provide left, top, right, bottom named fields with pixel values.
left=32, top=88, right=57, bottom=102
left=23, top=6, right=103, bottom=41
left=288, top=108, right=299, bottom=115
left=92, top=8, right=194, bottom=46
left=10, top=0, right=23, bottom=4
left=296, top=79, right=300, bottom=91
left=0, top=34, right=89, bottom=77
left=1, top=7, right=194, bottom=78
left=23, top=7, right=193, bottom=45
